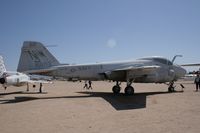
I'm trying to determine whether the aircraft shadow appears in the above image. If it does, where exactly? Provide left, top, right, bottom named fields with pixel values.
left=0, top=90, right=183, bottom=110
left=77, top=91, right=183, bottom=110
left=0, top=91, right=47, bottom=96
left=0, top=91, right=24, bottom=96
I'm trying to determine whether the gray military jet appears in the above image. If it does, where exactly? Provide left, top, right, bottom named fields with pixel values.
left=17, top=41, right=186, bottom=95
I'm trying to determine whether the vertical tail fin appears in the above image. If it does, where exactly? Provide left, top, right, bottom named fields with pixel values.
left=17, top=41, right=60, bottom=72
left=0, top=56, right=6, bottom=77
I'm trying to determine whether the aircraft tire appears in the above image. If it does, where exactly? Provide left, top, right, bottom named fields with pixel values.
left=168, top=87, right=174, bottom=92
left=125, top=86, right=134, bottom=95
left=112, top=85, right=121, bottom=94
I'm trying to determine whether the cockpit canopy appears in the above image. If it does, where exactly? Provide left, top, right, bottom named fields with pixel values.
left=138, top=57, right=173, bottom=65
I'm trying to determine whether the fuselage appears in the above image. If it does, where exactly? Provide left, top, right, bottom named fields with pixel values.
left=43, top=57, right=186, bottom=83
left=0, top=71, right=30, bottom=87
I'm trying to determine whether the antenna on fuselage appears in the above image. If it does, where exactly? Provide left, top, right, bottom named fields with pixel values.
left=172, top=55, right=183, bottom=64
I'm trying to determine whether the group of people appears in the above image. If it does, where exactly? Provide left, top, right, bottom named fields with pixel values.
left=194, top=74, right=200, bottom=91
left=83, top=80, right=92, bottom=90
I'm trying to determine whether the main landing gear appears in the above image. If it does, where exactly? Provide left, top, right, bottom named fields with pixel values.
left=124, top=86, right=134, bottom=95
left=112, top=81, right=121, bottom=94
left=112, top=80, right=135, bottom=95
left=124, top=79, right=134, bottom=95
left=26, top=83, right=43, bottom=93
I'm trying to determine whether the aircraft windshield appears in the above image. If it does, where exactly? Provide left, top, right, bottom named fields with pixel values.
left=139, top=57, right=173, bottom=65
left=154, top=58, right=173, bottom=65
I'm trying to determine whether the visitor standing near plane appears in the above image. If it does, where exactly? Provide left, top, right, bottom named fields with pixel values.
left=194, top=74, right=200, bottom=91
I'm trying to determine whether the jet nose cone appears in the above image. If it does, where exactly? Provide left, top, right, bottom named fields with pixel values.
left=174, top=65, right=187, bottom=79
left=180, top=67, right=187, bottom=77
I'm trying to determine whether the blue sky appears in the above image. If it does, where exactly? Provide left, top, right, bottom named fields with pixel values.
left=0, top=0, right=200, bottom=71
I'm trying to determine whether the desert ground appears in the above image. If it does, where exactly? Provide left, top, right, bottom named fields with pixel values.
left=0, top=80, right=200, bottom=133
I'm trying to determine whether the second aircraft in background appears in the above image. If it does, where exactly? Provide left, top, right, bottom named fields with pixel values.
left=0, top=55, right=50, bottom=93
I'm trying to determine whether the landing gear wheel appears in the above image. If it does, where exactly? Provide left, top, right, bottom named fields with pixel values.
left=112, top=85, right=121, bottom=94
left=168, top=81, right=175, bottom=92
left=168, top=86, right=174, bottom=92
left=125, top=86, right=134, bottom=95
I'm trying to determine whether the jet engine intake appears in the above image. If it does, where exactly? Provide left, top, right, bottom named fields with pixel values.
left=0, top=78, right=6, bottom=84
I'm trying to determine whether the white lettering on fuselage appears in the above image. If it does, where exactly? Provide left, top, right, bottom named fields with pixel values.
left=69, top=66, right=92, bottom=73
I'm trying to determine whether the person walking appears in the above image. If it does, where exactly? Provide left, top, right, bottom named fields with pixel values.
left=88, top=80, right=92, bottom=90
left=83, top=81, right=88, bottom=89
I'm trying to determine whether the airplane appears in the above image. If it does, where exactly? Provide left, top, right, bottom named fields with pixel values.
left=0, top=55, right=50, bottom=93
left=17, top=41, right=187, bottom=95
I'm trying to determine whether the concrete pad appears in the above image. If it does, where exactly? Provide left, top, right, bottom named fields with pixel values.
left=0, top=81, right=200, bottom=133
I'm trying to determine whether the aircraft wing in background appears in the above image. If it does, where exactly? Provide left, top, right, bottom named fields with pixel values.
left=181, top=63, right=200, bottom=66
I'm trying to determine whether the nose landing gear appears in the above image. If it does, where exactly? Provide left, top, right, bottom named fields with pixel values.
left=168, top=81, right=185, bottom=92
left=168, top=81, right=175, bottom=92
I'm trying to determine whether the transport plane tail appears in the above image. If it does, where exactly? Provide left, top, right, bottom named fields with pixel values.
left=0, top=56, right=6, bottom=77
left=17, top=41, right=60, bottom=72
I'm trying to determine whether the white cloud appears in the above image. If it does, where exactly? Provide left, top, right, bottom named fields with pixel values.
left=106, top=38, right=117, bottom=48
